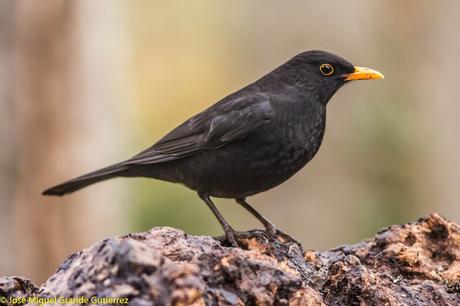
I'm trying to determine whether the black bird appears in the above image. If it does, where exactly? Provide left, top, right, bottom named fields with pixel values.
left=43, top=50, right=384, bottom=246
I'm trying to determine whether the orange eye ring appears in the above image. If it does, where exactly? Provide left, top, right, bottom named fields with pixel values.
left=320, top=63, right=334, bottom=76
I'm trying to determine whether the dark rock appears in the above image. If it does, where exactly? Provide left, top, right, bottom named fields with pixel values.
left=0, top=213, right=459, bottom=305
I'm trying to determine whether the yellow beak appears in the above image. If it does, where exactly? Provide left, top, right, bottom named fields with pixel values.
left=344, top=66, right=384, bottom=81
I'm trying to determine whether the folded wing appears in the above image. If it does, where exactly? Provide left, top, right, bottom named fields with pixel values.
left=123, top=96, right=273, bottom=166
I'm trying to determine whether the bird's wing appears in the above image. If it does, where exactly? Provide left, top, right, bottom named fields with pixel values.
left=123, top=94, right=274, bottom=165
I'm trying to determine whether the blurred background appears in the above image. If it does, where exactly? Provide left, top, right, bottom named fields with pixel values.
left=1, top=0, right=459, bottom=284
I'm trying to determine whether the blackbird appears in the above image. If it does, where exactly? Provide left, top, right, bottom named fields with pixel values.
left=43, top=50, right=384, bottom=246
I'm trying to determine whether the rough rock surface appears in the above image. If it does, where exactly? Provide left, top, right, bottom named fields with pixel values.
left=1, top=213, right=459, bottom=305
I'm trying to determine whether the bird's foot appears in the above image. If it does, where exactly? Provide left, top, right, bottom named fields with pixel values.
left=214, top=225, right=303, bottom=250
left=266, top=225, right=304, bottom=251
left=225, top=229, right=239, bottom=247
left=214, top=229, right=256, bottom=248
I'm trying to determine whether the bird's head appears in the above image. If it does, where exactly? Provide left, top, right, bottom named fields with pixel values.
left=273, top=50, right=384, bottom=104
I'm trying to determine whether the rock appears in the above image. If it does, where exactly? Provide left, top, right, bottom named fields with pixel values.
left=0, top=213, right=459, bottom=305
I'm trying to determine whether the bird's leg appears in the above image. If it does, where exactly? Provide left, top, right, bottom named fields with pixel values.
left=236, top=198, right=303, bottom=247
left=199, top=192, right=239, bottom=247
left=236, top=198, right=277, bottom=237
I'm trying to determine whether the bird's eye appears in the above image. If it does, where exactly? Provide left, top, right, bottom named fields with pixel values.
left=320, top=63, right=334, bottom=76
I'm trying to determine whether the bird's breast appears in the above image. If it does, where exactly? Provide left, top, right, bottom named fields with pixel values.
left=243, top=112, right=326, bottom=183
left=276, top=122, right=324, bottom=169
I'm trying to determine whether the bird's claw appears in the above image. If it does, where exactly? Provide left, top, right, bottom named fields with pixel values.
left=226, top=231, right=239, bottom=247
left=214, top=229, right=263, bottom=247
left=265, top=224, right=278, bottom=238
left=266, top=225, right=304, bottom=250
left=214, top=229, right=247, bottom=247
left=214, top=227, right=303, bottom=251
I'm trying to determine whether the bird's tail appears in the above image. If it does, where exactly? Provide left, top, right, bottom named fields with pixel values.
left=42, top=162, right=129, bottom=196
